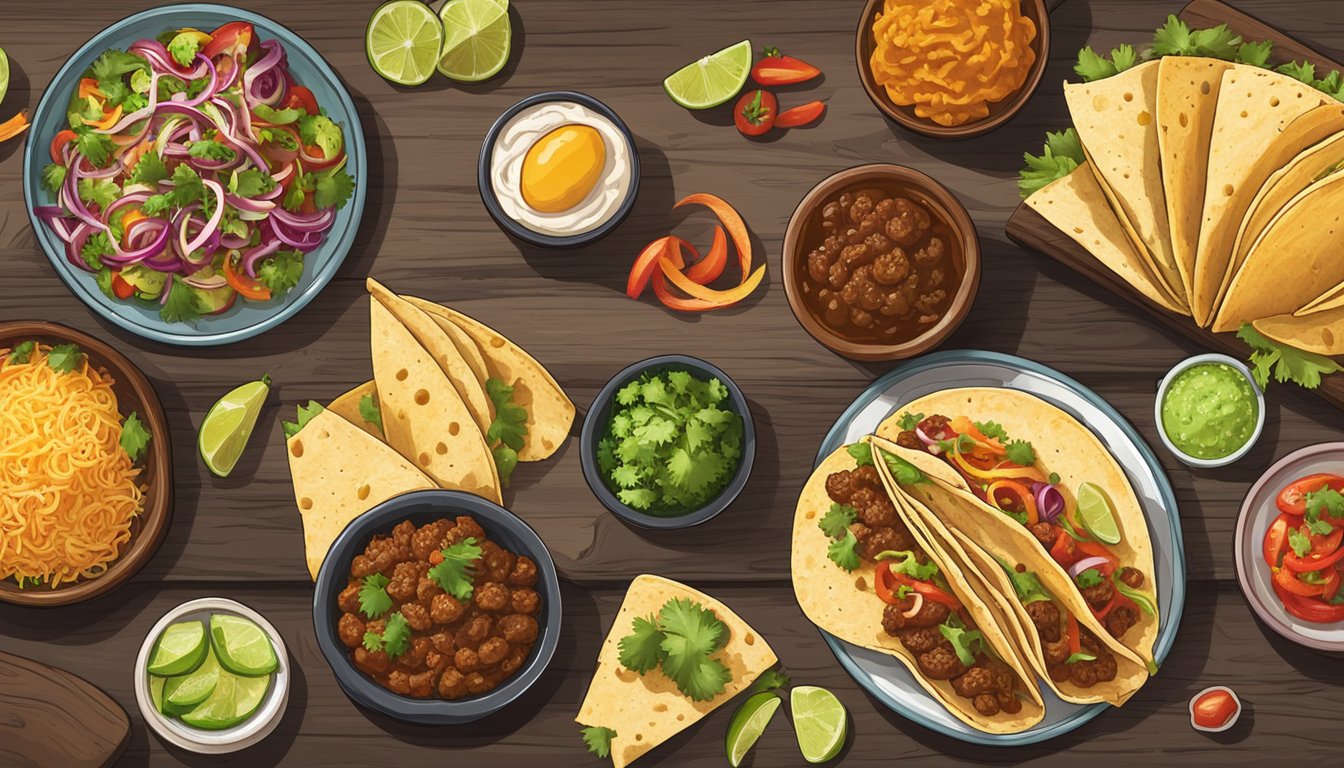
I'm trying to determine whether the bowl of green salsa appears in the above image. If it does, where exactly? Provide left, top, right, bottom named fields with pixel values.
left=1156, top=354, right=1264, bottom=468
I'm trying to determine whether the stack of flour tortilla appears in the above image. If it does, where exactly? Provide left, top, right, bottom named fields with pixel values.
left=1027, top=56, right=1344, bottom=354
left=285, top=278, right=575, bottom=579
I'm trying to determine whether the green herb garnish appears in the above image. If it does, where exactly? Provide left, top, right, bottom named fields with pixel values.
left=1005, top=440, right=1037, bottom=466
left=1240, top=323, right=1344, bottom=390
left=358, top=573, right=393, bottom=619
left=46, top=343, right=81, bottom=374
left=581, top=726, right=617, bottom=758
left=896, top=411, right=923, bottom=431
left=618, top=597, right=732, bottom=702
left=282, top=401, right=324, bottom=439
left=358, top=393, right=383, bottom=433
left=428, top=537, right=482, bottom=601
left=120, top=412, right=150, bottom=462
left=486, top=377, right=528, bottom=486
left=7, top=341, right=35, bottom=364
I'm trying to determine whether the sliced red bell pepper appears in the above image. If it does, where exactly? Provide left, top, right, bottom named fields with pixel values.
left=683, top=225, right=726, bottom=285
left=223, top=252, right=273, bottom=301
left=50, top=129, right=78, bottom=163
left=750, top=46, right=821, bottom=86
left=986, top=480, right=1038, bottom=526
left=1050, top=529, right=1079, bottom=569
left=1066, top=613, right=1081, bottom=656
left=627, top=236, right=671, bottom=299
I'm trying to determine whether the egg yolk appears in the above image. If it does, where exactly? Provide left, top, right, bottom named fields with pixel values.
left=520, top=124, right=606, bottom=213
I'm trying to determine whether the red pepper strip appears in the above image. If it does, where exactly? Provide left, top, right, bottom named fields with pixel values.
left=1263, top=513, right=1292, bottom=568
left=627, top=236, right=671, bottom=299
left=1050, top=529, right=1078, bottom=568
left=652, top=238, right=724, bottom=312
left=223, top=252, right=272, bottom=301
left=658, top=257, right=765, bottom=306
left=1285, top=545, right=1344, bottom=573
left=1274, top=565, right=1324, bottom=597
left=986, top=479, right=1038, bottom=526
left=684, top=225, right=727, bottom=284
left=911, top=579, right=961, bottom=609
left=874, top=562, right=898, bottom=605
left=1272, top=578, right=1344, bottom=623
left=949, top=416, right=1005, bottom=453
left=674, top=193, right=752, bottom=283
left=1066, top=613, right=1081, bottom=656
left=1092, top=590, right=1133, bottom=621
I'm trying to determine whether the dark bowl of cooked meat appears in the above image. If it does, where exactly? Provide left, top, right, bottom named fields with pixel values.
left=312, top=490, right=562, bottom=725
left=782, top=164, right=981, bottom=361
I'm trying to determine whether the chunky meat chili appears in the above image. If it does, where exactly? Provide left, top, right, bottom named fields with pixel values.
left=825, top=464, right=1022, bottom=717
left=801, top=186, right=961, bottom=341
left=336, top=517, right=542, bottom=699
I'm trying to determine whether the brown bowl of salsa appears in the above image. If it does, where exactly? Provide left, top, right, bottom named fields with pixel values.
left=782, top=164, right=980, bottom=361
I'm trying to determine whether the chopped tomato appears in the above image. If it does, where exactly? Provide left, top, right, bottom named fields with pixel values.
left=1264, top=513, right=1292, bottom=568
left=1271, top=578, right=1344, bottom=623
left=1274, top=565, right=1324, bottom=597
left=0, top=110, right=31, bottom=143
left=775, top=100, right=827, bottom=128
left=110, top=272, right=136, bottom=300
left=299, top=142, right=342, bottom=169
left=1075, top=540, right=1120, bottom=566
left=1284, top=545, right=1344, bottom=573
left=50, top=129, right=78, bottom=163
left=734, top=89, right=776, bottom=137
left=223, top=252, right=272, bottom=301
left=1050, top=530, right=1078, bottom=568
left=299, top=189, right=317, bottom=216
left=203, top=22, right=252, bottom=60
left=1191, top=689, right=1238, bottom=729
left=283, top=85, right=319, bottom=116
left=750, top=46, right=821, bottom=86
left=1323, top=569, right=1342, bottom=602
left=1276, top=474, right=1344, bottom=516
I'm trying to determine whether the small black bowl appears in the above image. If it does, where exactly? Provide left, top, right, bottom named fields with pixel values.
left=312, top=490, right=561, bottom=725
left=477, top=90, right=641, bottom=248
left=580, top=355, right=756, bottom=530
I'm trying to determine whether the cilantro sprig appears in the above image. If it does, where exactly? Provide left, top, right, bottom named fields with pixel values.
left=428, top=537, right=482, bottom=601
left=7, top=341, right=36, bottom=364
left=1304, top=487, right=1344, bottom=536
left=120, top=412, right=151, bottom=463
left=1239, top=323, right=1344, bottom=390
left=363, top=611, right=411, bottom=658
left=358, top=392, right=383, bottom=433
left=46, top=343, right=82, bottom=374
left=617, top=597, right=732, bottom=702
left=358, top=573, right=393, bottom=619
left=580, top=726, right=617, bottom=758
left=485, top=378, right=528, bottom=486
left=282, top=401, right=324, bottom=439
left=896, top=411, right=923, bottom=431
left=1018, top=128, right=1085, bottom=198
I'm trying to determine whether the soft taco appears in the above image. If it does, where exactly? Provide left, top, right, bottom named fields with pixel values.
left=1252, top=304, right=1344, bottom=356
left=873, top=389, right=1160, bottom=668
left=793, top=442, right=1044, bottom=734
left=874, top=436, right=1150, bottom=706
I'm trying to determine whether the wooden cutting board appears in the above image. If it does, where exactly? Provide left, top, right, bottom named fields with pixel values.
left=1005, top=0, right=1344, bottom=410
left=0, top=651, right=129, bottom=768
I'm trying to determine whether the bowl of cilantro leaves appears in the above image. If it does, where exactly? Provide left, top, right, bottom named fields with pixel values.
left=311, top=489, right=561, bottom=724
left=581, top=355, right=756, bottom=529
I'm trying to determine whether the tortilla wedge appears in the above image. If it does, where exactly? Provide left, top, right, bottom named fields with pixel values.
left=792, top=445, right=1045, bottom=734
left=1156, top=56, right=1235, bottom=302
left=1191, top=68, right=1333, bottom=325
left=285, top=407, right=435, bottom=579
left=367, top=279, right=494, bottom=436
left=1214, top=168, right=1344, bottom=332
left=575, top=575, right=776, bottom=768
left=1297, top=279, right=1344, bottom=317
left=327, top=381, right=382, bottom=439
left=1065, top=61, right=1183, bottom=303
left=370, top=298, right=501, bottom=503
left=399, top=292, right=575, bottom=462
left=1026, top=164, right=1186, bottom=315
left=1253, top=305, right=1344, bottom=356
left=874, top=388, right=1160, bottom=665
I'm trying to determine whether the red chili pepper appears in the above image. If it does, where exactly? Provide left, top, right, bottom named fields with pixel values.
left=751, top=46, right=821, bottom=86
left=775, top=101, right=826, bottom=128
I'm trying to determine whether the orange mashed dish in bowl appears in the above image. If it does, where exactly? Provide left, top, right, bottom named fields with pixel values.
left=869, top=0, right=1037, bottom=127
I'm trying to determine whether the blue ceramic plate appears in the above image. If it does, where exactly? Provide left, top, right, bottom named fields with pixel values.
left=813, top=350, right=1186, bottom=746
left=22, top=4, right=366, bottom=346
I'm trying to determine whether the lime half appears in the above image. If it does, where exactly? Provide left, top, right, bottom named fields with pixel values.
left=210, top=614, right=278, bottom=677
left=163, top=648, right=221, bottom=710
left=726, top=691, right=782, bottom=767
left=790, top=686, right=846, bottom=764
left=147, top=621, right=208, bottom=677
left=437, top=0, right=511, bottom=82
left=367, top=0, right=445, bottom=86
left=1077, top=482, right=1122, bottom=545
left=0, top=47, right=9, bottom=106
left=198, top=375, right=269, bottom=477
left=663, top=40, right=751, bottom=110
left=180, top=668, right=271, bottom=731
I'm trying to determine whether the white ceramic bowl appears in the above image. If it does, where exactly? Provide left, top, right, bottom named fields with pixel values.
left=1189, top=685, right=1242, bottom=733
left=134, top=597, right=290, bottom=754
left=1154, top=353, right=1265, bottom=468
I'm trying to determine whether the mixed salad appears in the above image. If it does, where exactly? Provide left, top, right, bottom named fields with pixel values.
left=34, top=22, right=356, bottom=323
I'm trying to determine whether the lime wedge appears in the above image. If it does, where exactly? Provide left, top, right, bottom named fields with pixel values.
left=210, top=614, right=278, bottom=677
left=1077, top=482, right=1122, bottom=545
left=790, top=686, right=846, bottom=764
left=149, top=675, right=167, bottom=714
left=663, top=40, right=752, bottom=110
left=0, top=47, right=9, bottom=106
left=366, top=0, right=445, bottom=86
left=726, top=691, right=782, bottom=767
left=437, top=0, right=511, bottom=82
left=147, top=620, right=208, bottom=677
left=163, top=647, right=221, bottom=710
left=198, top=375, right=270, bottom=477
left=180, top=668, right=271, bottom=731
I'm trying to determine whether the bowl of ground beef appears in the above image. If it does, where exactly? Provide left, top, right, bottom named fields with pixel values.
left=313, top=490, right=561, bottom=724
left=782, top=164, right=980, bottom=360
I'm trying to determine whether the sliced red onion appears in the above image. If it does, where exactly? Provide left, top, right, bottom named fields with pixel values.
left=241, top=238, right=281, bottom=277
left=220, top=230, right=251, bottom=250
left=95, top=72, right=160, bottom=135
left=61, top=167, right=110, bottom=233
left=101, top=224, right=168, bottom=266
left=160, top=272, right=173, bottom=305
left=226, top=193, right=275, bottom=214
left=34, top=205, right=66, bottom=221
left=179, top=179, right=225, bottom=257
left=172, top=54, right=217, bottom=107
left=65, top=223, right=93, bottom=271
left=101, top=191, right=151, bottom=223
left=900, top=593, right=924, bottom=619
left=915, top=427, right=937, bottom=446
left=244, top=40, right=286, bottom=106
left=1067, top=556, right=1111, bottom=580
left=184, top=273, right=228, bottom=290
left=269, top=216, right=323, bottom=250
left=219, top=131, right=268, bottom=173
left=1033, top=483, right=1066, bottom=522
left=270, top=205, right=335, bottom=232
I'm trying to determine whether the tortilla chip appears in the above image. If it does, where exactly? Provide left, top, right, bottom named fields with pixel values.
left=1065, top=61, right=1183, bottom=302
left=1215, top=169, right=1344, bottom=331
left=370, top=298, right=501, bottom=503
left=285, top=408, right=435, bottom=580
left=1253, top=305, right=1344, bottom=355
left=1191, top=67, right=1332, bottom=325
left=399, top=293, right=575, bottom=462
left=1026, top=164, right=1187, bottom=315
left=575, top=575, right=777, bottom=768
left=328, top=381, right=382, bottom=439
left=1297, top=279, right=1344, bottom=316
left=367, top=279, right=494, bottom=436
left=791, top=446, right=1045, bottom=734
left=1156, top=56, right=1235, bottom=301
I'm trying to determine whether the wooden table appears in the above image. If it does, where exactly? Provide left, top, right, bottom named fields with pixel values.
left=3, top=0, right=1343, bottom=764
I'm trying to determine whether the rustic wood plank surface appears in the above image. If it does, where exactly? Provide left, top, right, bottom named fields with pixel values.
left=1, top=0, right=1343, bottom=765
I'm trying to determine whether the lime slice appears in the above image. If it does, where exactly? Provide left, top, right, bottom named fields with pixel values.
left=790, top=686, right=846, bottom=764
left=0, top=47, right=9, bottom=106
left=662, top=40, right=752, bottom=110
left=1077, top=482, right=1122, bottom=545
left=726, top=691, right=782, bottom=767
left=163, top=647, right=221, bottom=710
left=210, top=614, right=278, bottom=677
left=147, top=621, right=208, bottom=677
left=180, top=668, right=271, bottom=731
left=198, top=375, right=270, bottom=477
left=366, top=0, right=445, bottom=86
left=437, top=0, right=511, bottom=82
left=149, top=675, right=167, bottom=714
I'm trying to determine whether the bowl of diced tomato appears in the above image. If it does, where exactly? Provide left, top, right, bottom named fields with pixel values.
left=1236, top=443, right=1344, bottom=651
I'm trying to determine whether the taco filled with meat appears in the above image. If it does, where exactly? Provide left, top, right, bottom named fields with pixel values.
left=792, top=441, right=1044, bottom=733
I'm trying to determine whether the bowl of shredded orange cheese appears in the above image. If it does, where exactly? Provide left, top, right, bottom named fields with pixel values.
left=857, top=0, right=1049, bottom=138
left=0, top=321, right=171, bottom=606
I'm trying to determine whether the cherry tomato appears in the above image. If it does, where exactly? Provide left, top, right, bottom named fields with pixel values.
left=1191, top=690, right=1238, bottom=729
left=283, top=85, right=319, bottom=116
left=734, top=89, right=777, bottom=137
left=110, top=272, right=136, bottom=300
left=1263, top=513, right=1292, bottom=568
left=775, top=100, right=827, bottom=128
left=1276, top=474, right=1344, bottom=515
left=1323, top=569, right=1342, bottom=602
